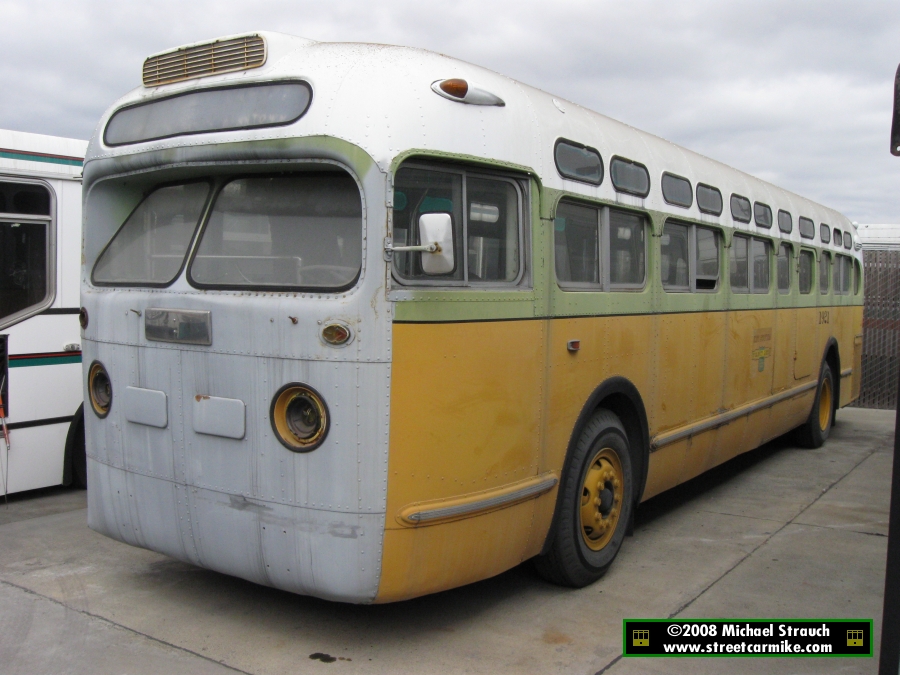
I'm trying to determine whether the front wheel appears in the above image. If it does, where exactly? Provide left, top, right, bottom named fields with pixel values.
left=795, top=361, right=835, bottom=449
left=534, top=409, right=633, bottom=587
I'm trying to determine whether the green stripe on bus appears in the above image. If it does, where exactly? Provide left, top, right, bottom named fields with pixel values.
left=8, top=354, right=82, bottom=368
left=0, top=151, right=83, bottom=167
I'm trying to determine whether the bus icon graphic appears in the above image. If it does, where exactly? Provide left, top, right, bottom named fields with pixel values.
left=847, top=630, right=863, bottom=646
left=633, top=630, right=649, bottom=647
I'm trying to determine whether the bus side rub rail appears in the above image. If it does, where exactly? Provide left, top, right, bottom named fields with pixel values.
left=398, top=473, right=559, bottom=526
left=651, top=380, right=819, bottom=451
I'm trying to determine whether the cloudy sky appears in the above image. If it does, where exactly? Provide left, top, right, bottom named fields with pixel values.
left=2, top=0, right=899, bottom=223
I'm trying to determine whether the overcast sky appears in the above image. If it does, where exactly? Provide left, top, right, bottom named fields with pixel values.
left=2, top=0, right=899, bottom=223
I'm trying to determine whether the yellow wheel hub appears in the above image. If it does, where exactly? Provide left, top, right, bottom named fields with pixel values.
left=580, top=447, right=624, bottom=551
left=818, top=376, right=832, bottom=432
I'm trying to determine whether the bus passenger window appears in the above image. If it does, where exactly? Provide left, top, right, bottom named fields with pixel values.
left=0, top=220, right=49, bottom=322
left=819, top=252, right=830, bottom=294
left=393, top=168, right=464, bottom=282
left=799, top=217, right=815, bottom=239
left=392, top=165, right=522, bottom=286
left=609, top=209, right=645, bottom=286
left=799, top=250, right=814, bottom=294
left=833, top=253, right=842, bottom=294
left=695, top=227, right=719, bottom=290
left=466, top=177, right=520, bottom=282
left=730, top=234, right=749, bottom=292
left=777, top=210, right=792, bottom=234
left=843, top=256, right=852, bottom=294
left=777, top=243, right=791, bottom=293
left=820, top=224, right=831, bottom=244
left=751, top=238, right=770, bottom=293
left=555, top=202, right=599, bottom=286
left=661, top=222, right=689, bottom=290
left=754, top=202, right=773, bottom=229
left=730, top=194, right=751, bottom=223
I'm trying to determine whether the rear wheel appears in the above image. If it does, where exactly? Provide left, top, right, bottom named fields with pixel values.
left=795, top=361, right=835, bottom=449
left=534, top=409, right=633, bottom=587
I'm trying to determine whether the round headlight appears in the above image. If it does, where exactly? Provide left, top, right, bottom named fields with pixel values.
left=88, top=361, right=112, bottom=418
left=270, top=383, right=329, bottom=452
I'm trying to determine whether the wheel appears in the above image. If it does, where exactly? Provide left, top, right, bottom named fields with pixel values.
left=534, top=409, right=633, bottom=587
left=72, top=417, right=87, bottom=489
left=795, top=361, right=835, bottom=449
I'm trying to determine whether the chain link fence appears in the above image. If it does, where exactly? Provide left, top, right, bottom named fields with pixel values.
left=855, top=248, right=900, bottom=409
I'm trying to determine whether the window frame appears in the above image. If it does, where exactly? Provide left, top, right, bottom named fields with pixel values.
left=820, top=223, right=831, bottom=244
left=661, top=172, right=693, bottom=208
left=696, top=183, right=723, bottom=216
left=776, top=242, right=792, bottom=294
left=553, top=138, right=604, bottom=186
left=660, top=219, right=721, bottom=293
left=93, top=178, right=214, bottom=289
left=609, top=156, right=651, bottom=198
left=798, top=248, right=815, bottom=295
left=0, top=178, right=57, bottom=331
left=819, top=250, right=831, bottom=294
left=554, top=197, right=648, bottom=292
left=730, top=232, right=772, bottom=295
left=730, top=194, right=752, bottom=223
left=754, top=202, right=773, bottom=229
left=390, top=161, right=527, bottom=289
left=799, top=216, right=815, bottom=239
left=777, top=209, right=793, bottom=234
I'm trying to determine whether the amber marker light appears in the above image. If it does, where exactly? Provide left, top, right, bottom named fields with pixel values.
left=88, top=361, right=112, bottom=418
left=439, top=78, right=469, bottom=99
left=79, top=307, right=88, bottom=330
left=321, top=323, right=351, bottom=346
left=270, top=383, right=329, bottom=452
left=567, top=340, right=581, bottom=352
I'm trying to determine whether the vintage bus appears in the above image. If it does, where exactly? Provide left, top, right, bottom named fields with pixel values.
left=1, top=129, right=87, bottom=495
left=81, top=32, right=863, bottom=603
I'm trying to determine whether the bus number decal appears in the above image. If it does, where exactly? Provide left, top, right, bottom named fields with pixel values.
left=818, top=311, right=830, bottom=325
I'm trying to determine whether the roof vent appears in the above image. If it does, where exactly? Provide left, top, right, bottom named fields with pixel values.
left=142, top=34, right=267, bottom=87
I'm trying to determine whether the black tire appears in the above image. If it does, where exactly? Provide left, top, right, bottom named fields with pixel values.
left=795, top=361, right=835, bottom=449
left=534, top=409, right=633, bottom=587
left=72, top=416, right=87, bottom=489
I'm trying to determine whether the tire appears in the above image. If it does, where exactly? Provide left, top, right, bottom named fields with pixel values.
left=534, top=409, right=633, bottom=587
left=795, top=361, right=835, bottom=449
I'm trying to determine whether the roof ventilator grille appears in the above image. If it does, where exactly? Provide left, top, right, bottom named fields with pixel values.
left=142, top=35, right=267, bottom=87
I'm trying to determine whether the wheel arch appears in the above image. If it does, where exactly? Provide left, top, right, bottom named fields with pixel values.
left=822, top=337, right=840, bottom=412
left=62, top=403, right=84, bottom=487
left=540, top=376, right=649, bottom=555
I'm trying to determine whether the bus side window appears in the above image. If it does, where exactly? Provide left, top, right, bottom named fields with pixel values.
left=695, top=226, right=719, bottom=291
left=466, top=177, right=520, bottom=283
left=798, top=250, right=814, bottom=294
left=0, top=182, right=52, bottom=324
left=751, top=238, right=770, bottom=293
left=730, top=234, right=749, bottom=292
left=608, top=208, right=645, bottom=287
left=555, top=201, right=600, bottom=287
left=777, top=243, right=791, bottom=293
left=661, top=222, right=689, bottom=291
left=392, top=167, right=464, bottom=282
left=819, top=251, right=830, bottom=294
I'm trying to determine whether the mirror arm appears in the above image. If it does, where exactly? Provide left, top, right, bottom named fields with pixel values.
left=383, top=237, right=441, bottom=261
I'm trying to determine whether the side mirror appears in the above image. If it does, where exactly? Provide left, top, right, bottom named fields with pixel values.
left=418, top=213, right=454, bottom=275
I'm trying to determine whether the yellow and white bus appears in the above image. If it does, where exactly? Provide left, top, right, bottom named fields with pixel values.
left=81, top=32, right=863, bottom=603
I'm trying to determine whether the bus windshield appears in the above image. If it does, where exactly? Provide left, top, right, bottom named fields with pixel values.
left=190, top=173, right=362, bottom=291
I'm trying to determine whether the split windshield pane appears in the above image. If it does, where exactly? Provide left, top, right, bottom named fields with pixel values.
left=93, top=181, right=210, bottom=285
left=191, top=173, right=362, bottom=290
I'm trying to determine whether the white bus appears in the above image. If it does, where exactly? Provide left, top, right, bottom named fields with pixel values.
left=82, top=33, right=861, bottom=603
left=1, top=129, right=88, bottom=494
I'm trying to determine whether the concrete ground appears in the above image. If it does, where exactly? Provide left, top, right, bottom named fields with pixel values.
left=0, top=407, right=893, bottom=675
